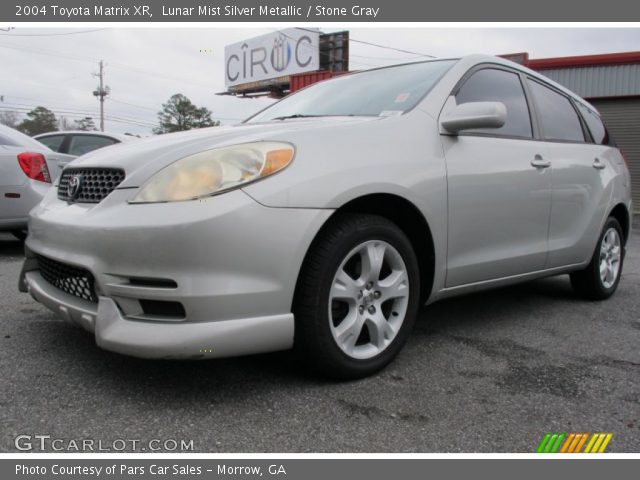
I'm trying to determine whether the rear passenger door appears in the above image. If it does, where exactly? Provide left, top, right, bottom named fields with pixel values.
left=441, top=67, right=552, bottom=287
left=525, top=79, right=608, bottom=268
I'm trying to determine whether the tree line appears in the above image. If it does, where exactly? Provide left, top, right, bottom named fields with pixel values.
left=0, top=93, right=220, bottom=136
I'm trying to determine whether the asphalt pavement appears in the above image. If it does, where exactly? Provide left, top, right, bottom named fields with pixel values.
left=1, top=229, right=638, bottom=452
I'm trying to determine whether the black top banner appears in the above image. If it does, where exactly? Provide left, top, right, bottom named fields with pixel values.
left=3, top=0, right=640, bottom=22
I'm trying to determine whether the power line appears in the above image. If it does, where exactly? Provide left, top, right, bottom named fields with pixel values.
left=0, top=104, right=159, bottom=128
left=0, top=107, right=158, bottom=129
left=0, top=41, right=98, bottom=64
left=107, top=61, right=215, bottom=90
left=351, top=53, right=424, bottom=61
left=109, top=97, right=244, bottom=121
left=273, top=29, right=380, bottom=69
left=0, top=28, right=107, bottom=37
left=0, top=41, right=215, bottom=90
left=294, top=27, right=437, bottom=59
left=109, top=98, right=157, bottom=112
left=0, top=107, right=158, bottom=128
left=348, top=38, right=437, bottom=59
left=276, top=28, right=425, bottom=69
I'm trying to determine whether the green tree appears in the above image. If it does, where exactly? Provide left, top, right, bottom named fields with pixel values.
left=0, top=110, right=20, bottom=129
left=74, top=117, right=97, bottom=131
left=17, top=106, right=58, bottom=135
left=154, top=94, right=219, bottom=134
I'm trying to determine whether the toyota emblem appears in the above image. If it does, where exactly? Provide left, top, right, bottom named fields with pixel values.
left=67, top=175, right=83, bottom=201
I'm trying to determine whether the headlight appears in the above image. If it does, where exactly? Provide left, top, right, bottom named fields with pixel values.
left=130, top=141, right=294, bottom=203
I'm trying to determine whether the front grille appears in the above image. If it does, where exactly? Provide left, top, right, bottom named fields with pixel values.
left=36, top=255, right=98, bottom=303
left=58, top=168, right=125, bottom=203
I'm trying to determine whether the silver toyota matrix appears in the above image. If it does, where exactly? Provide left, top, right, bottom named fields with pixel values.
left=20, top=55, right=632, bottom=378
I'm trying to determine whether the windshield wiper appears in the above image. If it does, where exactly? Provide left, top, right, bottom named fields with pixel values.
left=272, top=114, right=323, bottom=121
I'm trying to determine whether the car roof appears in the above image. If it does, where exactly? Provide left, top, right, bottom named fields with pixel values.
left=346, top=54, right=598, bottom=113
left=34, top=131, right=139, bottom=142
left=0, top=124, right=52, bottom=151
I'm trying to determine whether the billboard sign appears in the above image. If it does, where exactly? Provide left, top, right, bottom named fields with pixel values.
left=225, top=29, right=320, bottom=88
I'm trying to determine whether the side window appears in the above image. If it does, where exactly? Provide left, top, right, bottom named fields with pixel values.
left=576, top=102, right=611, bottom=145
left=527, top=80, right=585, bottom=142
left=36, top=135, right=66, bottom=152
left=455, top=68, right=532, bottom=138
left=68, top=135, right=117, bottom=156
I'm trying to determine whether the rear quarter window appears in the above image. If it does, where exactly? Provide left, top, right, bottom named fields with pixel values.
left=576, top=102, right=613, bottom=146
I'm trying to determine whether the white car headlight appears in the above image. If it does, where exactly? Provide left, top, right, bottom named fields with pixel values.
left=130, top=141, right=294, bottom=203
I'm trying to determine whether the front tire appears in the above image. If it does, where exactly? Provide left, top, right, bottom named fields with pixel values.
left=570, top=217, right=624, bottom=300
left=293, top=213, right=420, bottom=379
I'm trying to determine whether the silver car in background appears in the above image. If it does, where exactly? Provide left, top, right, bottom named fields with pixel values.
left=34, top=130, right=138, bottom=157
left=20, top=55, right=632, bottom=378
left=0, top=124, right=74, bottom=240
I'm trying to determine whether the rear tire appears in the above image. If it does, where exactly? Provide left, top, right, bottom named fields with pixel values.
left=570, top=217, right=624, bottom=300
left=293, top=213, right=420, bottom=379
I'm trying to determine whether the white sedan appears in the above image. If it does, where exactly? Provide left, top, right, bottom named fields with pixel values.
left=0, top=124, right=74, bottom=240
left=34, top=131, right=138, bottom=157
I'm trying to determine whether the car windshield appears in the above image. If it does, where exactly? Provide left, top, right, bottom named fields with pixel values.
left=246, top=59, right=457, bottom=123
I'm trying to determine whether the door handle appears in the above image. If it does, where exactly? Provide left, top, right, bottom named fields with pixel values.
left=593, top=158, right=606, bottom=170
left=531, top=155, right=551, bottom=169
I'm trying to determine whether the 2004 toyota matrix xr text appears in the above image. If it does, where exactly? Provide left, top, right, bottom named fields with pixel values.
left=19, top=54, right=632, bottom=378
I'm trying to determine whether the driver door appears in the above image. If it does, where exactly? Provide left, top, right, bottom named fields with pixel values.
left=440, top=67, right=552, bottom=287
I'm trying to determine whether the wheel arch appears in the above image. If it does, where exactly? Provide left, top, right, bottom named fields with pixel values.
left=293, top=193, right=436, bottom=307
left=609, top=203, right=631, bottom=245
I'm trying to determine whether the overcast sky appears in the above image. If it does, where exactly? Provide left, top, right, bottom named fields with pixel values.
left=1, top=27, right=638, bottom=135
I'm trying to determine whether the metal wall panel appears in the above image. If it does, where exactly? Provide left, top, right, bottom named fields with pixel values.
left=590, top=98, right=640, bottom=212
left=539, top=65, right=640, bottom=98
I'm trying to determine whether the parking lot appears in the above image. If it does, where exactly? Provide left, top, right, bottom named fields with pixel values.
left=1, top=228, right=639, bottom=453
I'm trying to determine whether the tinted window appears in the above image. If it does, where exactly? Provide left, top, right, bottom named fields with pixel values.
left=37, top=134, right=66, bottom=152
left=527, top=80, right=585, bottom=142
left=576, top=102, right=610, bottom=145
left=455, top=68, right=532, bottom=138
left=68, top=135, right=117, bottom=156
left=247, top=60, right=456, bottom=122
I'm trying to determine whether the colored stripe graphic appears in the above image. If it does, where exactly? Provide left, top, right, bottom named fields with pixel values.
left=584, top=433, right=599, bottom=453
left=537, top=433, right=552, bottom=453
left=560, top=433, right=575, bottom=453
left=573, top=433, right=589, bottom=453
left=597, top=434, right=613, bottom=453
left=537, top=433, right=612, bottom=453
left=550, top=433, right=565, bottom=453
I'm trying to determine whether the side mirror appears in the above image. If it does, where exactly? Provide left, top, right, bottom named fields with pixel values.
left=440, top=101, right=507, bottom=134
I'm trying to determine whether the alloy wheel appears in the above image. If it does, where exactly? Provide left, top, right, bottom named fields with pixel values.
left=599, top=227, right=622, bottom=289
left=328, top=240, right=410, bottom=360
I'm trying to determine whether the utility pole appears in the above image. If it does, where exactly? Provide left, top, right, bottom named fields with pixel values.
left=92, top=60, right=109, bottom=132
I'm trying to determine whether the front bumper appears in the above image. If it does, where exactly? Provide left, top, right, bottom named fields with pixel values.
left=23, top=269, right=293, bottom=359
left=21, top=187, right=332, bottom=359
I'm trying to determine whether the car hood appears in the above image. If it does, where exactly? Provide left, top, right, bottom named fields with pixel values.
left=65, top=116, right=381, bottom=188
